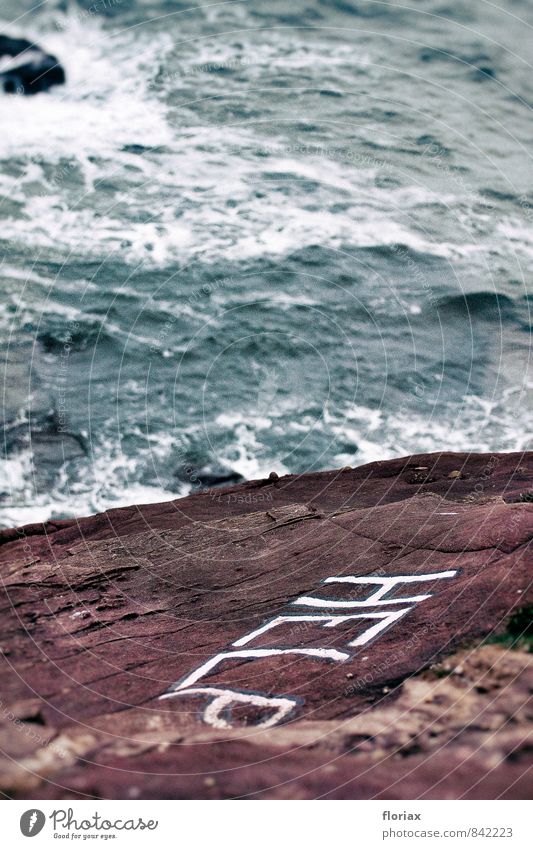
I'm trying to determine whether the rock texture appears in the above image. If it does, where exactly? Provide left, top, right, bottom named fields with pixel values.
left=0, top=35, right=65, bottom=95
left=0, top=451, right=532, bottom=799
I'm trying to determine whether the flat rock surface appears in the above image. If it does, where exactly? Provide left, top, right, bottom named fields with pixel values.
left=0, top=451, right=532, bottom=799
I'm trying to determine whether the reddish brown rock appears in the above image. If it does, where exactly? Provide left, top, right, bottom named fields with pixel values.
left=0, top=450, right=531, bottom=799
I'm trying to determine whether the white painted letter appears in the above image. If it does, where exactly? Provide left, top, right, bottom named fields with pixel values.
left=160, top=686, right=299, bottom=730
left=168, top=646, right=350, bottom=693
left=293, top=571, right=457, bottom=609
left=233, top=608, right=413, bottom=649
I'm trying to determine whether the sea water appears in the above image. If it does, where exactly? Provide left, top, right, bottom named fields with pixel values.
left=0, top=0, right=531, bottom=526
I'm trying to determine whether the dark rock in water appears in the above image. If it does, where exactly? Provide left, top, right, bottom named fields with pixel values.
left=0, top=450, right=531, bottom=799
left=30, top=429, right=87, bottom=465
left=471, top=65, right=496, bottom=81
left=195, top=469, right=245, bottom=488
left=0, top=34, right=65, bottom=95
left=2, top=419, right=87, bottom=492
left=174, top=463, right=245, bottom=489
left=435, top=291, right=515, bottom=322
left=419, top=47, right=497, bottom=80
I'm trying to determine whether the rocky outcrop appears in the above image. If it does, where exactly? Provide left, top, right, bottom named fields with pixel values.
left=0, top=35, right=65, bottom=95
left=0, top=451, right=531, bottom=799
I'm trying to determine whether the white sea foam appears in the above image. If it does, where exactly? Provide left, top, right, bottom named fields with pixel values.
left=2, top=368, right=531, bottom=528
left=330, top=392, right=533, bottom=469
left=0, top=435, right=181, bottom=528
left=1, top=6, right=531, bottom=528
left=3, top=17, right=528, bottom=271
left=0, top=18, right=173, bottom=161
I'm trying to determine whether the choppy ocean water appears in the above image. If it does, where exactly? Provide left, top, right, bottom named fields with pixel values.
left=0, top=0, right=531, bottom=527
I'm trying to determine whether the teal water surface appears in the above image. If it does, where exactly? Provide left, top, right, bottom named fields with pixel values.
left=0, top=0, right=532, bottom=526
